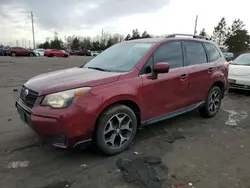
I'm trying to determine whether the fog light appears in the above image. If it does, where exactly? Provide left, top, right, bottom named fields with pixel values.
left=52, top=135, right=67, bottom=148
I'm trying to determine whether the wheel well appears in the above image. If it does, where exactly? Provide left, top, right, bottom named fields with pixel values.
left=212, top=81, right=224, bottom=96
left=92, top=100, right=142, bottom=138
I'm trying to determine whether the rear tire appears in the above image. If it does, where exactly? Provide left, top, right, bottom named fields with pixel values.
left=199, top=86, right=222, bottom=118
left=29, top=53, right=34, bottom=57
left=95, top=104, right=138, bottom=155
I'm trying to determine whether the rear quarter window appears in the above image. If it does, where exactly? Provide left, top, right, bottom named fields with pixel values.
left=203, top=42, right=221, bottom=62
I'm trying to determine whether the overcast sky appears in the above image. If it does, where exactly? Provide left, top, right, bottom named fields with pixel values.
left=0, top=0, right=249, bottom=46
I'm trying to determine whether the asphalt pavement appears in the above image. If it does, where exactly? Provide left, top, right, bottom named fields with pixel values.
left=0, top=56, right=250, bottom=188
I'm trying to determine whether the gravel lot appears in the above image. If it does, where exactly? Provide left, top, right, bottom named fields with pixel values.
left=0, top=56, right=250, bottom=188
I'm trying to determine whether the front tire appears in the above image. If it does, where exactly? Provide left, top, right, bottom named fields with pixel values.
left=199, top=86, right=222, bottom=118
left=29, top=53, right=34, bottom=57
left=11, top=52, right=16, bottom=57
left=95, top=104, right=138, bottom=155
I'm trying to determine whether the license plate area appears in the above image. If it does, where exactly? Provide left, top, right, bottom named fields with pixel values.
left=17, top=104, right=27, bottom=123
left=228, top=79, right=236, bottom=84
left=16, top=104, right=34, bottom=129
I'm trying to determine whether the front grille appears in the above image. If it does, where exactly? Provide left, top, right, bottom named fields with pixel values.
left=229, top=83, right=250, bottom=90
left=20, top=86, right=39, bottom=108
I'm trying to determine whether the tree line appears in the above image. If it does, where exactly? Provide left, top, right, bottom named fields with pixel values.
left=37, top=29, right=152, bottom=51
left=199, top=18, right=250, bottom=56
left=38, top=18, right=250, bottom=55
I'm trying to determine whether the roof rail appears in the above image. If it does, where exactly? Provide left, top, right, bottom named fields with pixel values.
left=166, top=33, right=211, bottom=40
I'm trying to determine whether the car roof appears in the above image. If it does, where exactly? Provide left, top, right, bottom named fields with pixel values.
left=124, top=37, right=215, bottom=44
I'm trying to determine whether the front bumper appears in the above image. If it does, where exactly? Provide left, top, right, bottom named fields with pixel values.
left=228, top=77, right=250, bottom=90
left=16, top=98, right=97, bottom=148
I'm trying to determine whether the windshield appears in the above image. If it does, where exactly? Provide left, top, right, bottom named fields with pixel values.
left=83, top=42, right=155, bottom=72
left=232, top=53, right=250, bottom=65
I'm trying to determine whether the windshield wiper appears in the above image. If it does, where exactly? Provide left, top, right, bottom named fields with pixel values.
left=86, top=67, right=111, bottom=72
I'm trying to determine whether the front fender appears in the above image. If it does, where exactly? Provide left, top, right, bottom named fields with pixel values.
left=76, top=76, right=142, bottom=118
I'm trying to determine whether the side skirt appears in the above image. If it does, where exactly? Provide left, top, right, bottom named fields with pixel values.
left=141, top=101, right=205, bottom=127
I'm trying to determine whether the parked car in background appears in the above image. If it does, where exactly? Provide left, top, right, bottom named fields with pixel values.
left=65, top=50, right=77, bottom=55
left=91, top=51, right=100, bottom=56
left=228, top=53, right=250, bottom=90
left=76, top=50, right=91, bottom=56
left=223, top=52, right=234, bottom=62
left=7, top=47, right=36, bottom=57
left=15, top=34, right=229, bottom=155
left=33, top=48, right=45, bottom=56
left=44, top=49, right=70, bottom=57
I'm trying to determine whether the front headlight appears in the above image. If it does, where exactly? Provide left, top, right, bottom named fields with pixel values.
left=41, top=87, right=91, bottom=108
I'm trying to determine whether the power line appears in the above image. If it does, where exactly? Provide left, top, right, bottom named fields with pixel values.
left=31, top=11, right=36, bottom=49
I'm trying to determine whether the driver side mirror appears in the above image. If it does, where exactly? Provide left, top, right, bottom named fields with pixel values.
left=151, top=62, right=170, bottom=80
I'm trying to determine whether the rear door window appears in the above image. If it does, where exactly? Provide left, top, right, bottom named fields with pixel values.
left=183, top=41, right=207, bottom=66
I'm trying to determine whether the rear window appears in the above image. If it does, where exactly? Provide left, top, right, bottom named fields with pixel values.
left=183, top=41, right=207, bottom=66
left=204, top=43, right=221, bottom=62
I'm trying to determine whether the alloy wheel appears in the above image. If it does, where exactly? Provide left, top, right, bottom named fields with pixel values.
left=208, top=90, right=221, bottom=113
left=103, top=113, right=133, bottom=149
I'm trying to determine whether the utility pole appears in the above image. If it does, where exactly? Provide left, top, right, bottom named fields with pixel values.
left=31, top=11, right=36, bottom=49
left=194, top=15, right=198, bottom=35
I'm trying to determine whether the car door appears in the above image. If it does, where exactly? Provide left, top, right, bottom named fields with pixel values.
left=51, top=50, right=58, bottom=56
left=182, top=41, right=212, bottom=105
left=139, top=41, right=189, bottom=122
left=13, top=47, right=21, bottom=55
left=18, top=48, right=25, bottom=56
left=56, top=50, right=63, bottom=57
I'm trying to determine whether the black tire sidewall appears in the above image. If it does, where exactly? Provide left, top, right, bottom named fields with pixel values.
left=205, top=86, right=222, bottom=117
left=11, top=52, right=16, bottom=57
left=96, top=105, right=137, bottom=155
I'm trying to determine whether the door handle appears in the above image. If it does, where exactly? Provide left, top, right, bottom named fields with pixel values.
left=208, top=67, right=213, bottom=73
left=180, top=74, right=188, bottom=81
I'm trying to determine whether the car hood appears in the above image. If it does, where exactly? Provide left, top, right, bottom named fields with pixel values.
left=229, top=64, right=250, bottom=76
left=25, top=67, right=121, bottom=95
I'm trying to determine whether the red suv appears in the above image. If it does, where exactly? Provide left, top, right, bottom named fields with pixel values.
left=44, top=49, right=69, bottom=57
left=16, top=34, right=229, bottom=155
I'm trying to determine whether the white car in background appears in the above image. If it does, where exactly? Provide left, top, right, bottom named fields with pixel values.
left=33, top=48, right=45, bottom=56
left=228, top=53, right=250, bottom=90
left=91, top=51, right=100, bottom=56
